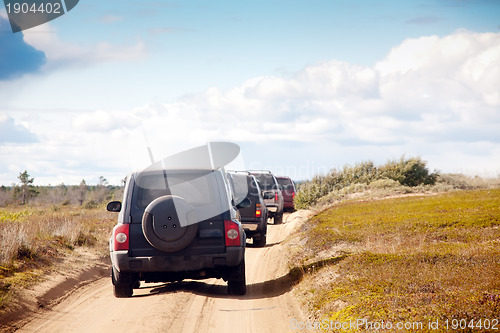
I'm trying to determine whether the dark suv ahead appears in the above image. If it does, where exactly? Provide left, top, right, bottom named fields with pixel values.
left=249, top=171, right=284, bottom=224
left=107, top=167, right=248, bottom=297
left=276, top=176, right=296, bottom=212
left=228, top=171, right=268, bottom=247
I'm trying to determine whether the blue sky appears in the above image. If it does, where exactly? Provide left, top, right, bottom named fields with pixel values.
left=1, top=0, right=500, bottom=185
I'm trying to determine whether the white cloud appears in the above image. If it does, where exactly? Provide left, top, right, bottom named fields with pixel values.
left=72, top=109, right=140, bottom=132
left=22, top=23, right=146, bottom=70
left=181, top=30, right=500, bottom=147
left=97, top=15, right=123, bottom=24
left=2, top=30, right=500, bottom=185
left=164, top=30, right=500, bottom=171
left=376, top=30, right=500, bottom=111
left=0, top=113, right=38, bottom=143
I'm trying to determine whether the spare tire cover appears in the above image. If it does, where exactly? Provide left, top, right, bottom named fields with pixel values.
left=142, top=195, right=198, bottom=252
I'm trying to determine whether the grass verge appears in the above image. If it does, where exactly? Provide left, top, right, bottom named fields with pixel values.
left=292, top=188, right=500, bottom=331
left=0, top=205, right=116, bottom=313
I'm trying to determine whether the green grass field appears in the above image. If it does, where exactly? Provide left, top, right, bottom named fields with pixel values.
left=294, top=189, right=500, bottom=331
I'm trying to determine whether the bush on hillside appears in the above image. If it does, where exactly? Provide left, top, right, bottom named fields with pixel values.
left=295, top=156, right=438, bottom=209
left=379, top=157, right=438, bottom=187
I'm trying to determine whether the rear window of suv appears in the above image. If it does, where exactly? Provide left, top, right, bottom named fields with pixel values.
left=252, top=173, right=278, bottom=191
left=230, top=173, right=260, bottom=199
left=135, top=171, right=217, bottom=209
left=277, top=177, right=293, bottom=188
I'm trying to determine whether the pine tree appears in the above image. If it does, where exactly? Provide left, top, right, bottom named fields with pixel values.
left=78, top=179, right=87, bottom=205
left=18, top=170, right=34, bottom=205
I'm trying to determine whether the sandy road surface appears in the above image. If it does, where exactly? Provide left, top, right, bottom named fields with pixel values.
left=16, top=212, right=311, bottom=333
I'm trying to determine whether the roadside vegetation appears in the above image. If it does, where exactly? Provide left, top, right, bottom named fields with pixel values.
left=0, top=171, right=122, bottom=313
left=294, top=156, right=499, bottom=210
left=290, top=158, right=500, bottom=331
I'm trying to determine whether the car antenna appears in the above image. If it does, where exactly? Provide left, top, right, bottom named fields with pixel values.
left=147, top=146, right=155, bottom=164
left=141, top=126, right=156, bottom=164
left=142, top=127, right=169, bottom=191
left=207, top=141, right=215, bottom=169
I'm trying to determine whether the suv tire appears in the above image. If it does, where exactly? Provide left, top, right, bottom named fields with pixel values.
left=142, top=195, right=198, bottom=252
left=112, top=267, right=133, bottom=298
left=227, top=260, right=246, bottom=295
left=274, top=213, right=283, bottom=224
left=253, top=221, right=267, bottom=247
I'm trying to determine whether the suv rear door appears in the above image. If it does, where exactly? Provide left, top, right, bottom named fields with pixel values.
left=128, top=170, right=228, bottom=257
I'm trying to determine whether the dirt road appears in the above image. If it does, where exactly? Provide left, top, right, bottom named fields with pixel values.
left=16, top=212, right=311, bottom=333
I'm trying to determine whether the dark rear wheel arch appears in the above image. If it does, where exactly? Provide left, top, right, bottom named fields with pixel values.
left=112, top=267, right=133, bottom=298
left=253, top=220, right=267, bottom=247
left=227, top=260, right=246, bottom=295
left=274, top=213, right=283, bottom=224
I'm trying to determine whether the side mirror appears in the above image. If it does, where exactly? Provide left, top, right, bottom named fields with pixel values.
left=107, top=201, right=122, bottom=212
left=236, top=197, right=251, bottom=209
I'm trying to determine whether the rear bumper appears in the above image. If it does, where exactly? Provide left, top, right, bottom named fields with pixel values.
left=242, top=224, right=259, bottom=231
left=264, top=199, right=283, bottom=214
left=241, top=216, right=264, bottom=232
left=111, top=247, right=245, bottom=273
left=266, top=206, right=278, bottom=212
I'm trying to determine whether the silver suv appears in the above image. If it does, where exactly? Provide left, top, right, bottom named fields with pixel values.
left=228, top=171, right=268, bottom=247
left=249, top=171, right=284, bottom=224
left=107, top=166, right=248, bottom=297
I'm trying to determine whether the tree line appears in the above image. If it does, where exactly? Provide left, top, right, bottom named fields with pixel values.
left=0, top=170, right=123, bottom=207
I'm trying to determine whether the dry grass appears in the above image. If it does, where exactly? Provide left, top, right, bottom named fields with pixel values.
left=292, top=188, right=500, bottom=331
left=0, top=204, right=116, bottom=310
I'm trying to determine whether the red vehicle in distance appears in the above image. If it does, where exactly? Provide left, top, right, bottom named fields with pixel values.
left=276, top=176, right=296, bottom=212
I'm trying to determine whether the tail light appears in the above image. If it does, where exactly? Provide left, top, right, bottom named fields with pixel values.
left=113, top=224, right=129, bottom=251
left=224, top=220, right=241, bottom=247
left=292, top=192, right=295, bottom=199
left=255, top=203, right=262, bottom=218
left=275, top=193, right=278, bottom=202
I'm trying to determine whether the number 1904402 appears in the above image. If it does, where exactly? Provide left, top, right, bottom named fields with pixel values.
left=5, top=2, right=62, bottom=14
left=444, top=319, right=498, bottom=330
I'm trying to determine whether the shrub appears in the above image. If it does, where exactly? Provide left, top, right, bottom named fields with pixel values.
left=83, top=200, right=100, bottom=209
left=16, top=244, right=36, bottom=260
left=294, top=176, right=332, bottom=209
left=369, top=178, right=400, bottom=189
left=437, top=173, right=500, bottom=190
left=339, top=161, right=378, bottom=186
left=76, top=232, right=97, bottom=246
left=379, top=156, right=438, bottom=186
left=295, top=156, right=439, bottom=209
